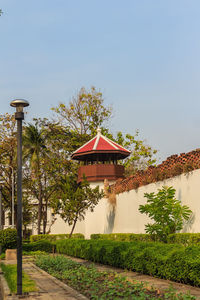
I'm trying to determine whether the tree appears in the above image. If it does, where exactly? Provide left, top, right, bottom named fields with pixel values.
left=52, top=86, right=112, bottom=135
left=139, top=186, right=192, bottom=242
left=52, top=86, right=157, bottom=175
left=0, top=113, right=17, bottom=221
left=113, top=130, right=157, bottom=175
left=23, top=122, right=47, bottom=234
left=0, top=10, right=2, bottom=16
left=51, top=174, right=103, bottom=237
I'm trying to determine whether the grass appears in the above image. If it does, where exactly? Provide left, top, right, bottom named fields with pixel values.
left=0, top=263, right=38, bottom=294
left=0, top=250, right=46, bottom=260
left=35, top=255, right=196, bottom=300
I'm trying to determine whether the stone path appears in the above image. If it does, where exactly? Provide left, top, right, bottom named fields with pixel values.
left=23, top=262, right=87, bottom=300
left=2, top=260, right=87, bottom=300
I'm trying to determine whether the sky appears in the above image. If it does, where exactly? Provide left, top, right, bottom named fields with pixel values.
left=0, top=0, right=200, bottom=162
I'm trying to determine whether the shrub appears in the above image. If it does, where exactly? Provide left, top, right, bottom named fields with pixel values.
left=167, top=233, right=200, bottom=246
left=56, top=239, right=200, bottom=286
left=23, top=240, right=54, bottom=253
left=0, top=228, right=17, bottom=251
left=139, top=186, right=192, bottom=242
left=91, top=232, right=200, bottom=246
left=90, top=233, right=154, bottom=242
left=30, top=233, right=84, bottom=242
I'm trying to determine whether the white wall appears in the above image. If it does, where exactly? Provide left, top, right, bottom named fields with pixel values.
left=113, top=169, right=200, bottom=234
left=49, top=169, right=200, bottom=238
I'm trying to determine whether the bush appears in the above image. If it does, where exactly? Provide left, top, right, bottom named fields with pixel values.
left=139, top=186, right=192, bottom=242
left=91, top=232, right=200, bottom=246
left=56, top=239, right=200, bottom=286
left=30, top=233, right=84, bottom=242
left=167, top=233, right=200, bottom=246
left=23, top=240, right=54, bottom=253
left=0, top=228, right=17, bottom=251
left=90, top=233, right=153, bottom=242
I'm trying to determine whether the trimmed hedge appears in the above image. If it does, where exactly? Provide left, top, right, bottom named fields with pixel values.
left=0, top=228, right=17, bottom=251
left=167, top=233, right=200, bottom=246
left=23, top=240, right=54, bottom=253
left=30, top=233, right=84, bottom=242
left=90, top=233, right=153, bottom=242
left=91, top=233, right=200, bottom=246
left=56, top=239, right=200, bottom=286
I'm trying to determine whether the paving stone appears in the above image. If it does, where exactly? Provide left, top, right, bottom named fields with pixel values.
left=1, top=260, right=88, bottom=300
left=23, top=262, right=87, bottom=300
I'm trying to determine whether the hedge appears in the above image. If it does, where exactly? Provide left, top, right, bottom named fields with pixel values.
left=0, top=228, right=17, bottom=251
left=23, top=240, right=54, bottom=253
left=90, top=233, right=154, bottom=242
left=30, top=233, right=84, bottom=242
left=167, top=233, right=200, bottom=246
left=91, top=233, right=200, bottom=246
left=56, top=239, right=200, bottom=286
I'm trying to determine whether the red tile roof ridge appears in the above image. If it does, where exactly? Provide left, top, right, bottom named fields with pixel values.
left=111, top=149, right=200, bottom=194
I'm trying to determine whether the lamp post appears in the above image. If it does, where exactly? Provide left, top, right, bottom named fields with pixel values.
left=10, top=99, right=29, bottom=295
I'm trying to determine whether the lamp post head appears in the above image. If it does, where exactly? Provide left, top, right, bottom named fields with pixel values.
left=10, top=99, right=29, bottom=112
left=10, top=99, right=29, bottom=120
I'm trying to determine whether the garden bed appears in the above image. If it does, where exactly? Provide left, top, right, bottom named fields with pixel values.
left=56, top=239, right=200, bottom=287
left=35, top=255, right=196, bottom=299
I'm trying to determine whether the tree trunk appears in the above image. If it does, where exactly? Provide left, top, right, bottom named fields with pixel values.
left=42, top=200, right=48, bottom=234
left=69, top=217, right=78, bottom=238
left=37, top=181, right=42, bottom=235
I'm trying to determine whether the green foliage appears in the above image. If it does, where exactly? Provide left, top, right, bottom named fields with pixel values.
left=22, top=250, right=47, bottom=256
left=52, top=86, right=112, bottom=136
left=114, top=130, right=157, bottom=175
left=35, top=255, right=194, bottom=299
left=0, top=114, right=17, bottom=211
left=23, top=122, right=50, bottom=234
left=90, top=233, right=154, bottom=242
left=51, top=174, right=103, bottom=237
left=56, top=239, right=200, bottom=287
left=139, top=186, right=192, bottom=242
left=0, top=228, right=17, bottom=251
left=91, top=232, right=200, bottom=247
left=30, top=233, right=84, bottom=242
left=0, top=253, right=5, bottom=260
left=23, top=240, right=54, bottom=253
left=0, top=263, right=37, bottom=293
left=167, top=233, right=200, bottom=246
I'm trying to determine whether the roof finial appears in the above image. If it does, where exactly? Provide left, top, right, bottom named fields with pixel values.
left=97, top=127, right=101, bottom=135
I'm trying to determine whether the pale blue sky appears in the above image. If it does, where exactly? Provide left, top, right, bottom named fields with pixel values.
left=0, top=1, right=200, bottom=161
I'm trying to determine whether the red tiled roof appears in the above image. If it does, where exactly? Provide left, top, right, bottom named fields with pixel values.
left=110, top=149, right=200, bottom=194
left=72, top=128, right=131, bottom=157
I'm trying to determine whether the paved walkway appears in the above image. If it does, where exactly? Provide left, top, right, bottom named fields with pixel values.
left=3, top=260, right=87, bottom=300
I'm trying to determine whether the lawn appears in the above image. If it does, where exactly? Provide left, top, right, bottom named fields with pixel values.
left=0, top=263, right=37, bottom=294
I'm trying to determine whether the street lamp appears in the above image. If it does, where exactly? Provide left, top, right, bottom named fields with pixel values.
left=10, top=99, right=29, bottom=295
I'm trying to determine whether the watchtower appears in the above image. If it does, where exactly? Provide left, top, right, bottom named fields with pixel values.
left=72, top=128, right=130, bottom=183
